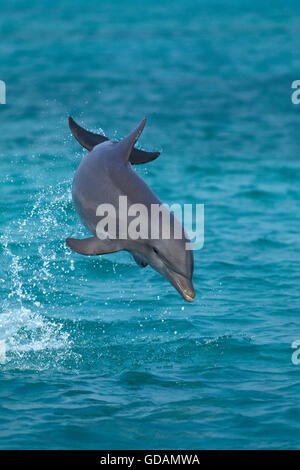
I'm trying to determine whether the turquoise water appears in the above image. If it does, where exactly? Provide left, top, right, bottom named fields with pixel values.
left=1, top=0, right=300, bottom=450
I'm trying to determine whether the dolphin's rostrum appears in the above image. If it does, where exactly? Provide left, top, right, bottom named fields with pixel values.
left=66, top=117, right=195, bottom=302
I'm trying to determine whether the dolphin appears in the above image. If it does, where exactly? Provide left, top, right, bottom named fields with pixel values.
left=66, top=117, right=195, bottom=302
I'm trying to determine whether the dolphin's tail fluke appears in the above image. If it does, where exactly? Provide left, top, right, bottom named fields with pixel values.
left=68, top=116, right=160, bottom=164
left=68, top=117, right=108, bottom=151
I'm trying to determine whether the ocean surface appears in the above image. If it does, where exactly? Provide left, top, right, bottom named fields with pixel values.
left=0, top=0, right=300, bottom=450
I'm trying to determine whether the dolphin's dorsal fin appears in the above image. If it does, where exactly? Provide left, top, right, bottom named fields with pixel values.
left=117, top=117, right=146, bottom=164
left=68, top=116, right=160, bottom=165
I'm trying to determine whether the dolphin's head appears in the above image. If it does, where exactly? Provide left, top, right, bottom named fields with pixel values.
left=149, top=243, right=195, bottom=302
left=130, top=211, right=195, bottom=302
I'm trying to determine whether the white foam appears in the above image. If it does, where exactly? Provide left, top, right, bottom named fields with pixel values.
left=0, top=340, right=6, bottom=364
left=0, top=182, right=79, bottom=369
left=0, top=306, right=75, bottom=369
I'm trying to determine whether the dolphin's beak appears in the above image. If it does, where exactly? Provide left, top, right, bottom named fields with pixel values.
left=117, top=117, right=146, bottom=162
left=145, top=244, right=195, bottom=302
left=165, top=267, right=195, bottom=302
left=150, top=258, right=195, bottom=302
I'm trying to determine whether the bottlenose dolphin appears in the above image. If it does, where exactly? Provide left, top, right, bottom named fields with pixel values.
left=66, top=117, right=195, bottom=302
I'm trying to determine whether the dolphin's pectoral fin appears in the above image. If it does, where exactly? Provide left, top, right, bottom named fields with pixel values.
left=69, top=117, right=108, bottom=151
left=132, top=253, right=148, bottom=268
left=69, top=116, right=160, bottom=163
left=66, top=236, right=121, bottom=256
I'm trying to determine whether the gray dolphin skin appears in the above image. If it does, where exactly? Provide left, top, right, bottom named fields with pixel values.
left=66, top=117, right=195, bottom=302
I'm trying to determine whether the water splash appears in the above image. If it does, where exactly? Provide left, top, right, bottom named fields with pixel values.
left=0, top=181, right=80, bottom=370
left=0, top=340, right=6, bottom=364
left=0, top=306, right=78, bottom=370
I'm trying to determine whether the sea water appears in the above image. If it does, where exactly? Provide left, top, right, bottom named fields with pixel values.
left=0, top=0, right=299, bottom=449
